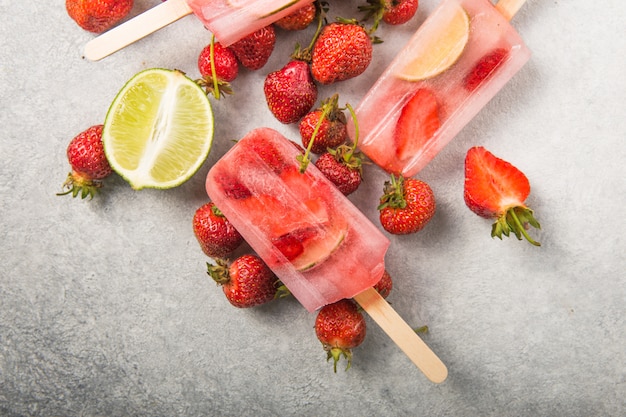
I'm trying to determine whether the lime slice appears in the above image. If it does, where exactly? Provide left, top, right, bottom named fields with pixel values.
left=396, top=3, right=470, bottom=81
left=103, top=68, right=214, bottom=190
left=293, top=227, right=347, bottom=271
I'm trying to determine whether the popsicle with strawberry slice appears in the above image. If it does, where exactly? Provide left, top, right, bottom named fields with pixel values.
left=205, top=127, right=448, bottom=383
left=348, top=0, right=530, bottom=177
left=84, top=0, right=314, bottom=61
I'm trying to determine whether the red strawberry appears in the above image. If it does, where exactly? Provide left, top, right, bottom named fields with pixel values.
left=275, top=2, right=317, bottom=31
left=196, top=40, right=238, bottom=97
left=230, top=25, right=276, bottom=70
left=394, top=88, right=441, bottom=161
left=373, top=270, right=393, bottom=299
left=311, top=21, right=373, bottom=84
left=207, top=255, right=279, bottom=308
left=314, top=299, right=366, bottom=372
left=359, top=0, right=419, bottom=30
left=464, top=48, right=509, bottom=91
left=299, top=94, right=348, bottom=154
left=382, top=0, right=419, bottom=25
left=193, top=202, right=244, bottom=259
left=66, top=0, right=133, bottom=33
left=378, top=174, right=436, bottom=235
left=314, top=148, right=363, bottom=196
left=463, top=146, right=541, bottom=245
left=58, top=125, right=112, bottom=199
left=264, top=60, right=318, bottom=124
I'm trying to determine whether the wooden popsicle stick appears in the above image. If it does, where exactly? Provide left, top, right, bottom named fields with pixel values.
left=495, top=0, right=528, bottom=21
left=84, top=0, right=193, bottom=61
left=353, top=287, right=448, bottom=384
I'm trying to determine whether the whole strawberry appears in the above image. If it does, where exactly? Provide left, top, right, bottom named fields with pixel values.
left=58, top=125, right=112, bottom=199
left=230, top=25, right=276, bottom=70
left=275, top=2, right=317, bottom=31
left=464, top=146, right=541, bottom=245
left=314, top=146, right=363, bottom=196
left=193, top=202, right=244, bottom=259
left=378, top=174, right=436, bottom=235
left=311, top=20, right=373, bottom=84
left=382, top=0, right=419, bottom=25
left=315, top=299, right=366, bottom=372
left=299, top=94, right=348, bottom=154
left=360, top=0, right=419, bottom=29
left=197, top=40, right=238, bottom=97
left=264, top=60, right=318, bottom=124
left=207, top=255, right=279, bottom=308
left=66, top=0, right=134, bottom=33
left=374, top=270, right=393, bottom=299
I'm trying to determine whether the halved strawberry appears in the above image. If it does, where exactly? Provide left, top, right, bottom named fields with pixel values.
left=394, top=88, right=441, bottom=161
left=464, top=146, right=541, bottom=245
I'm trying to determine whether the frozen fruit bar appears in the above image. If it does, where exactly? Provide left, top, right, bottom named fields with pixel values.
left=349, top=0, right=530, bottom=177
left=205, top=127, right=390, bottom=312
left=186, top=0, right=314, bottom=45
left=206, top=128, right=448, bottom=383
left=84, top=0, right=315, bottom=61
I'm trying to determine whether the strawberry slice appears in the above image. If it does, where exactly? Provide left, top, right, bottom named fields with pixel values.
left=464, top=146, right=541, bottom=246
left=464, top=48, right=509, bottom=91
left=394, top=88, right=441, bottom=161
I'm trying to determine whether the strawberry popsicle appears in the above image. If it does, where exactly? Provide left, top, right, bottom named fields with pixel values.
left=206, top=128, right=448, bottom=383
left=206, top=127, right=390, bottom=312
left=84, top=0, right=315, bottom=61
left=348, top=0, right=530, bottom=177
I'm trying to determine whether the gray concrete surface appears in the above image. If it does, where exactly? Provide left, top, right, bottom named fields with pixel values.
left=1, top=1, right=624, bottom=416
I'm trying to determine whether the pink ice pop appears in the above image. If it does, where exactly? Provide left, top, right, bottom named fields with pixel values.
left=348, top=0, right=530, bottom=177
left=206, top=128, right=448, bottom=383
left=84, top=0, right=315, bottom=61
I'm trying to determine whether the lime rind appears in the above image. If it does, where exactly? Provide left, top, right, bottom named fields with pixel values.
left=293, top=227, right=347, bottom=271
left=103, top=68, right=214, bottom=190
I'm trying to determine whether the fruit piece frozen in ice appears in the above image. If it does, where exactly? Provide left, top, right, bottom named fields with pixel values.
left=394, top=89, right=441, bottom=161
left=464, top=47, right=510, bottom=91
left=273, top=226, right=346, bottom=271
left=396, top=2, right=469, bottom=81
left=102, top=68, right=214, bottom=190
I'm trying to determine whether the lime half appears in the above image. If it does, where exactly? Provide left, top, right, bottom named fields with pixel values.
left=103, top=68, right=214, bottom=190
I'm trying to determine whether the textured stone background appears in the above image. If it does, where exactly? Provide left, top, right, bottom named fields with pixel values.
left=1, top=1, right=624, bottom=416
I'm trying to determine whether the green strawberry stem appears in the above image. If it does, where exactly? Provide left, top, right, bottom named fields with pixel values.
left=297, top=100, right=332, bottom=173
left=292, top=0, right=327, bottom=62
left=414, top=325, right=429, bottom=334
left=327, top=347, right=352, bottom=373
left=56, top=172, right=103, bottom=199
left=378, top=174, right=407, bottom=210
left=492, top=206, right=541, bottom=246
left=343, top=103, right=359, bottom=162
left=358, top=0, right=386, bottom=35
left=206, top=258, right=231, bottom=285
left=209, top=35, right=220, bottom=100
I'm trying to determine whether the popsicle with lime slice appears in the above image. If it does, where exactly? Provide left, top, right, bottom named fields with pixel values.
left=84, top=0, right=314, bottom=61
left=348, top=0, right=530, bottom=177
left=206, top=127, right=448, bottom=383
